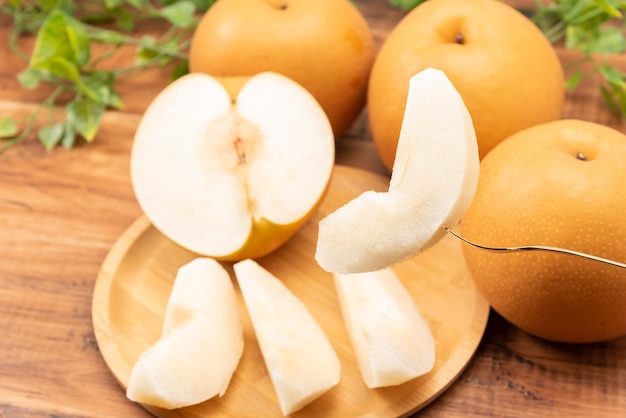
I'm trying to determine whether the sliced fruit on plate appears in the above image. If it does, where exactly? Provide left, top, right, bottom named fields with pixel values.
left=126, top=258, right=243, bottom=409
left=130, top=71, right=335, bottom=261
left=315, top=68, right=479, bottom=274
left=233, top=259, right=341, bottom=416
left=334, top=268, right=435, bottom=388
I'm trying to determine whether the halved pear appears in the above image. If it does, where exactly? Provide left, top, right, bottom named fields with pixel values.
left=315, top=68, right=479, bottom=274
left=131, top=71, right=334, bottom=261
left=233, top=259, right=340, bottom=416
left=126, top=258, right=243, bottom=409
left=334, top=269, right=435, bottom=388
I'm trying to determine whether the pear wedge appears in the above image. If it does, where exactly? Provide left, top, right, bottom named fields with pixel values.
left=233, top=259, right=340, bottom=415
left=316, top=68, right=479, bottom=274
left=126, top=258, right=243, bottom=409
left=334, top=269, right=435, bottom=388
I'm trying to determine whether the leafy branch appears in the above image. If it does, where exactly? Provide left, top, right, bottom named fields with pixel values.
left=531, top=0, right=626, bottom=119
left=389, top=0, right=626, bottom=120
left=0, top=0, right=215, bottom=152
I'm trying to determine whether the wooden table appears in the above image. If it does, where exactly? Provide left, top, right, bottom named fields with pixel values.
left=1, top=1, right=625, bottom=417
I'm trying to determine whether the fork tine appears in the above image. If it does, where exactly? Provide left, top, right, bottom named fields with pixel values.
left=443, top=226, right=626, bottom=269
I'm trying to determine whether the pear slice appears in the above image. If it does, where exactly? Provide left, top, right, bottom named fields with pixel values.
left=334, top=269, right=435, bottom=388
left=315, top=68, right=479, bottom=274
left=131, top=71, right=334, bottom=261
left=126, top=258, right=243, bottom=409
left=233, top=259, right=340, bottom=415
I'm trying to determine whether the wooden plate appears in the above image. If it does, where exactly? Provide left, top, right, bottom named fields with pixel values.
left=92, top=165, right=490, bottom=418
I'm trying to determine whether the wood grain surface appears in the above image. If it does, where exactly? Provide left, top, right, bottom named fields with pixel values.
left=1, top=1, right=626, bottom=417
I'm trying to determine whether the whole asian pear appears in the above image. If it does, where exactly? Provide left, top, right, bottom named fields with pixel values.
left=189, top=0, right=376, bottom=138
left=461, top=119, right=626, bottom=344
left=368, top=0, right=564, bottom=169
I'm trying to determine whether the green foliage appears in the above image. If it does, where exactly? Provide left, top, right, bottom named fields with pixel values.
left=389, top=0, right=626, bottom=120
left=532, top=0, right=626, bottom=119
left=0, top=0, right=216, bottom=151
left=0, top=116, right=18, bottom=138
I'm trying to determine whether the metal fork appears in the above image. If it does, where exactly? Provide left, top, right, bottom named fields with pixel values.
left=443, top=226, right=626, bottom=269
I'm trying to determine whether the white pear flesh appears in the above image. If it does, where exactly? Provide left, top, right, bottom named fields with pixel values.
left=315, top=68, right=479, bottom=274
left=233, top=259, right=341, bottom=416
left=334, top=269, right=435, bottom=388
left=131, top=71, right=334, bottom=260
left=126, top=258, right=243, bottom=409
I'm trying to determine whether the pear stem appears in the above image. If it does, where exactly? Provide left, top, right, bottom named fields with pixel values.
left=443, top=226, right=626, bottom=269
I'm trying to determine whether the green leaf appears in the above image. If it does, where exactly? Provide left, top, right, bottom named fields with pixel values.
left=29, top=10, right=90, bottom=70
left=78, top=71, right=110, bottom=104
left=565, top=25, right=588, bottom=50
left=591, top=27, right=626, bottom=53
left=597, top=64, right=626, bottom=85
left=158, top=1, right=197, bottom=28
left=17, top=68, right=42, bottom=90
left=601, top=84, right=618, bottom=113
left=157, top=0, right=215, bottom=12
left=186, top=0, right=217, bottom=12
left=0, top=116, right=18, bottom=138
left=61, top=122, right=77, bottom=149
left=30, top=11, right=72, bottom=67
left=135, top=36, right=159, bottom=65
left=594, top=0, right=623, bottom=18
left=65, top=19, right=90, bottom=66
left=66, top=99, right=105, bottom=142
left=115, top=7, right=136, bottom=31
left=42, top=56, right=82, bottom=83
left=616, top=89, right=626, bottom=120
left=564, top=2, right=598, bottom=26
left=38, top=123, right=65, bottom=150
left=599, top=69, right=626, bottom=118
left=565, top=69, right=584, bottom=89
left=567, top=23, right=626, bottom=54
left=108, top=90, right=125, bottom=110
left=81, top=83, right=112, bottom=105
left=135, top=35, right=178, bottom=67
left=170, top=60, right=189, bottom=82
left=82, top=86, right=122, bottom=110
left=80, top=72, right=125, bottom=109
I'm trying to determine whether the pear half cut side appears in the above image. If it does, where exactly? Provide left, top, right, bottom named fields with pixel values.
left=131, top=72, right=334, bottom=261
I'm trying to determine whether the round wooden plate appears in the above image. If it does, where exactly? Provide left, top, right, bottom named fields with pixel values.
left=92, top=165, right=490, bottom=418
